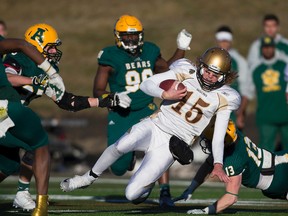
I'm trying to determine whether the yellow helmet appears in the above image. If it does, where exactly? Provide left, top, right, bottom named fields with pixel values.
left=24, top=23, right=62, bottom=64
left=200, top=118, right=238, bottom=154
left=197, top=47, right=231, bottom=91
left=114, top=15, right=144, bottom=55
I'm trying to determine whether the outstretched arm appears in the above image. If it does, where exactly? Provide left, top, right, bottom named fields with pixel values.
left=173, top=156, right=213, bottom=202
left=187, top=175, right=242, bottom=214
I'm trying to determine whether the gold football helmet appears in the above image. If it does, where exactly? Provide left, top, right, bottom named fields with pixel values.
left=197, top=47, right=231, bottom=91
left=25, top=23, right=62, bottom=64
left=114, top=15, right=144, bottom=55
left=200, top=118, right=238, bottom=154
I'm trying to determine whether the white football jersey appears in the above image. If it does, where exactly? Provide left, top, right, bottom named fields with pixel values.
left=150, top=59, right=241, bottom=146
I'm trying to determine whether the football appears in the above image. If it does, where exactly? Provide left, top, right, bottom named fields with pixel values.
left=159, top=79, right=185, bottom=91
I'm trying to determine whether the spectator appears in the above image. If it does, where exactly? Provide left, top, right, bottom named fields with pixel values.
left=215, top=25, right=253, bottom=130
left=247, top=14, right=288, bottom=68
left=250, top=36, right=288, bottom=151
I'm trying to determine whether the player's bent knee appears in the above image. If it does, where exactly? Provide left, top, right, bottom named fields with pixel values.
left=126, top=183, right=152, bottom=204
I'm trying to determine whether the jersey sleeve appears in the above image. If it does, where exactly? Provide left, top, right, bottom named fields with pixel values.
left=217, top=87, right=241, bottom=113
left=97, top=47, right=116, bottom=68
left=169, top=58, right=196, bottom=82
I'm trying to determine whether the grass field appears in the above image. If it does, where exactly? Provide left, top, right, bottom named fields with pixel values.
left=0, top=176, right=287, bottom=216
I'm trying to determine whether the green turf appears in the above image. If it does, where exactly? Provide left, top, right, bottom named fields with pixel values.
left=0, top=177, right=287, bottom=215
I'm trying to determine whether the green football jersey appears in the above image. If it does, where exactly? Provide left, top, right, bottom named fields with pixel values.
left=3, top=52, right=52, bottom=105
left=98, top=42, right=160, bottom=111
left=223, top=130, right=288, bottom=192
left=252, top=58, right=288, bottom=124
left=0, top=36, right=21, bottom=101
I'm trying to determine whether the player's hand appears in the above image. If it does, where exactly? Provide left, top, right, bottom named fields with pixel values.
left=162, top=81, right=187, bottom=100
left=32, top=74, right=49, bottom=87
left=98, top=93, right=119, bottom=108
left=187, top=208, right=208, bottom=214
left=0, top=100, right=15, bottom=138
left=211, top=163, right=230, bottom=183
left=173, top=185, right=193, bottom=203
left=115, top=91, right=131, bottom=108
left=177, top=29, right=192, bottom=50
left=48, top=73, right=65, bottom=102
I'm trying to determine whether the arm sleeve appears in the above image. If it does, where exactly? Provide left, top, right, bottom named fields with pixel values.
left=140, top=70, right=177, bottom=98
left=211, top=110, right=231, bottom=164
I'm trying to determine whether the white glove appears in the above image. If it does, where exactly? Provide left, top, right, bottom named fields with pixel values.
left=48, top=73, right=65, bottom=101
left=177, top=29, right=192, bottom=50
left=38, top=59, right=65, bottom=102
left=44, top=85, right=54, bottom=99
left=0, top=100, right=15, bottom=138
left=187, top=208, right=208, bottom=214
left=115, top=91, right=131, bottom=108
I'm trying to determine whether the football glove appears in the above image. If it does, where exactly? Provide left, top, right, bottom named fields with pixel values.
left=98, top=93, right=119, bottom=108
left=32, top=74, right=49, bottom=87
left=38, top=59, right=65, bottom=102
left=115, top=91, right=132, bottom=108
left=187, top=208, right=208, bottom=214
left=173, top=185, right=193, bottom=202
left=0, top=100, right=14, bottom=138
left=177, top=29, right=192, bottom=50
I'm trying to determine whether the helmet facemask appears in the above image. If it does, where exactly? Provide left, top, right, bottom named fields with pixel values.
left=115, top=31, right=143, bottom=55
left=42, top=40, right=62, bottom=65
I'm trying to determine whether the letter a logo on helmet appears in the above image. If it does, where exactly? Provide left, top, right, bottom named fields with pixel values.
left=30, top=28, right=45, bottom=44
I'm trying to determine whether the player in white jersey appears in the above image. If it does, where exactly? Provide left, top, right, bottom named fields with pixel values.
left=60, top=47, right=241, bottom=205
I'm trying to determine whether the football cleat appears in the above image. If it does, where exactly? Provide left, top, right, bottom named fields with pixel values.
left=13, top=190, right=36, bottom=211
left=60, top=171, right=97, bottom=192
left=159, top=188, right=175, bottom=207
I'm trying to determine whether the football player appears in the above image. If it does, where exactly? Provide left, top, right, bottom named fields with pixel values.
left=3, top=23, right=119, bottom=211
left=60, top=47, right=240, bottom=206
left=175, top=119, right=288, bottom=214
left=93, top=14, right=192, bottom=206
left=0, top=36, right=65, bottom=216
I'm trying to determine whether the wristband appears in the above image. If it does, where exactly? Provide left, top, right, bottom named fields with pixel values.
left=38, top=59, right=56, bottom=76
left=226, top=191, right=238, bottom=196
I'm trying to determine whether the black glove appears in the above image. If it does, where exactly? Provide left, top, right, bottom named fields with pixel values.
left=169, top=135, right=194, bottom=165
left=98, top=93, right=119, bottom=108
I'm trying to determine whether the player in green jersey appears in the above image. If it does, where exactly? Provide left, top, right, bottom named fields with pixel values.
left=174, top=119, right=288, bottom=214
left=250, top=36, right=288, bottom=152
left=0, top=36, right=66, bottom=216
left=2, top=23, right=118, bottom=211
left=93, top=14, right=192, bottom=207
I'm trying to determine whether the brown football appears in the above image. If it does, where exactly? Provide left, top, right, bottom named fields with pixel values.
left=159, top=79, right=185, bottom=91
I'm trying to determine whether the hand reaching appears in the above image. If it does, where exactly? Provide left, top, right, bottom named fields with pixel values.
left=172, top=185, right=193, bottom=203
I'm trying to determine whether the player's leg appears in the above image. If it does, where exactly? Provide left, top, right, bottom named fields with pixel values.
left=125, top=131, right=174, bottom=204
left=6, top=102, right=49, bottom=216
left=108, top=106, right=156, bottom=176
left=258, top=123, right=277, bottom=151
left=13, top=151, right=35, bottom=211
left=158, top=170, right=174, bottom=207
left=60, top=119, right=155, bottom=192
left=0, top=146, right=21, bottom=182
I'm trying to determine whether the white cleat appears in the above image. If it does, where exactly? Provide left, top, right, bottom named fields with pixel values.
left=13, top=191, right=36, bottom=211
left=60, top=171, right=96, bottom=192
